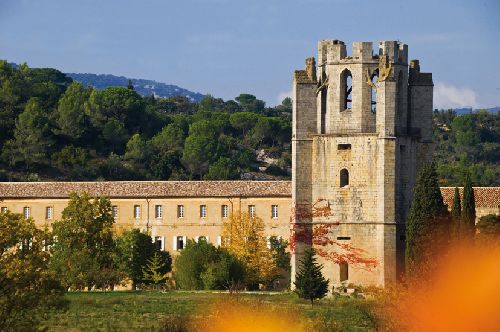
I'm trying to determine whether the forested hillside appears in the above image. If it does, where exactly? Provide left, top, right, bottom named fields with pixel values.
left=0, top=61, right=291, bottom=182
left=433, top=109, right=499, bottom=186
left=0, top=61, right=498, bottom=185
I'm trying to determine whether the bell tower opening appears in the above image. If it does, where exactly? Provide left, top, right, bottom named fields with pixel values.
left=371, top=70, right=378, bottom=113
left=341, top=69, right=353, bottom=111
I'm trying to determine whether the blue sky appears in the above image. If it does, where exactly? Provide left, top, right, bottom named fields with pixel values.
left=1, top=0, right=499, bottom=108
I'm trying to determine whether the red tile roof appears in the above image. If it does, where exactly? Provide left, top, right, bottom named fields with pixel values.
left=440, top=187, right=500, bottom=209
left=0, top=182, right=498, bottom=209
left=0, top=181, right=292, bottom=199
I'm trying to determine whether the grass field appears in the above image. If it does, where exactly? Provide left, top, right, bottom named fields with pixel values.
left=40, top=291, right=378, bottom=331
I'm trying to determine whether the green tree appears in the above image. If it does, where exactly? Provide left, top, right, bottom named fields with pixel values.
left=29, top=67, right=72, bottom=108
left=204, top=157, right=239, bottom=180
left=200, top=248, right=246, bottom=290
left=51, top=145, right=89, bottom=179
left=294, top=248, right=329, bottom=306
left=270, top=237, right=291, bottom=270
left=3, top=98, right=53, bottom=170
left=151, top=123, right=186, bottom=154
left=55, top=81, right=91, bottom=140
left=116, top=229, right=156, bottom=289
left=0, top=212, right=66, bottom=331
left=123, top=133, right=152, bottom=177
left=252, top=117, right=275, bottom=145
left=235, top=93, right=265, bottom=113
left=85, top=86, right=144, bottom=134
left=142, top=252, right=170, bottom=290
left=229, top=112, right=259, bottom=137
left=461, top=173, right=476, bottom=239
left=181, top=120, right=219, bottom=178
left=50, top=192, right=121, bottom=290
left=174, top=239, right=218, bottom=290
left=405, top=163, right=451, bottom=275
left=102, top=119, right=129, bottom=153
left=451, top=187, right=461, bottom=240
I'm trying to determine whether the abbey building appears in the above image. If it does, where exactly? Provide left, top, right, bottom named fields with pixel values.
left=0, top=39, right=499, bottom=288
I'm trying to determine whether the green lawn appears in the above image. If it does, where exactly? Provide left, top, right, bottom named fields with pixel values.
left=41, top=291, right=377, bottom=331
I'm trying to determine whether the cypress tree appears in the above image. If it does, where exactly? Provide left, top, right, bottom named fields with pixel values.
left=451, top=187, right=461, bottom=240
left=294, top=248, right=329, bottom=306
left=405, top=163, right=450, bottom=276
left=461, top=173, right=476, bottom=238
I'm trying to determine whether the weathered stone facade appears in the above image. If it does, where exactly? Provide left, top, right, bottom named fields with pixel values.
left=291, top=40, right=434, bottom=288
left=0, top=181, right=498, bottom=275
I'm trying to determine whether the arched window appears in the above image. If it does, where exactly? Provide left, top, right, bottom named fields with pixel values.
left=340, top=262, right=349, bottom=282
left=320, top=71, right=327, bottom=133
left=397, top=70, right=404, bottom=127
left=341, top=69, right=353, bottom=110
left=371, top=70, right=378, bottom=113
left=340, top=169, right=349, bottom=187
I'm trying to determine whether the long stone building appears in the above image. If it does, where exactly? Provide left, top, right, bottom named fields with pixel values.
left=0, top=181, right=497, bottom=260
left=0, top=181, right=292, bottom=253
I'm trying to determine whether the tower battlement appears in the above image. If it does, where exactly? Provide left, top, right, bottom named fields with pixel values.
left=317, top=39, right=408, bottom=65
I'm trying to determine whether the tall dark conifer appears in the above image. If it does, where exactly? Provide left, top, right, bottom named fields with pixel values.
left=461, top=173, right=476, bottom=238
left=451, top=187, right=462, bottom=240
left=405, top=163, right=450, bottom=275
left=294, top=248, right=329, bottom=306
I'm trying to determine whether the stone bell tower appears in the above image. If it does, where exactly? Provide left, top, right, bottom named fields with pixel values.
left=291, top=40, right=433, bottom=288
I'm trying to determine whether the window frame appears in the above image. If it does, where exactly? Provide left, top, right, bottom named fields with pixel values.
left=176, top=236, right=185, bottom=251
left=248, top=205, right=256, bottom=217
left=177, top=205, right=184, bottom=218
left=221, top=204, right=229, bottom=218
left=133, top=205, right=141, bottom=220
left=271, top=205, right=278, bottom=219
left=200, top=205, right=207, bottom=218
left=45, top=206, right=53, bottom=220
left=155, top=205, right=163, bottom=219
left=112, top=205, right=119, bottom=219
left=23, top=206, right=31, bottom=219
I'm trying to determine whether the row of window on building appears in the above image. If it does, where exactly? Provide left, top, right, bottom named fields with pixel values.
left=115, top=204, right=280, bottom=220
left=1, top=206, right=52, bottom=220
left=153, top=235, right=283, bottom=252
left=1, top=204, right=280, bottom=221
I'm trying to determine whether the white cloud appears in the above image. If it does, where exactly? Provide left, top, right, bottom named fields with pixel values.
left=277, top=90, right=292, bottom=105
left=434, top=82, right=478, bottom=109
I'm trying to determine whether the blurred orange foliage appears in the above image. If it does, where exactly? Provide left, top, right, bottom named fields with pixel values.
left=379, top=243, right=500, bottom=331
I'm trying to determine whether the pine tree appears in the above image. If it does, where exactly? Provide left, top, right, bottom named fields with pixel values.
left=405, top=163, right=450, bottom=276
left=142, top=251, right=169, bottom=290
left=461, top=173, right=476, bottom=238
left=451, top=187, right=462, bottom=240
left=294, top=248, right=329, bottom=306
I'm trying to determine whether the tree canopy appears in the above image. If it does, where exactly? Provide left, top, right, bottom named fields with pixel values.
left=405, top=163, right=451, bottom=276
left=0, top=212, right=66, bottom=331
left=50, top=192, right=120, bottom=290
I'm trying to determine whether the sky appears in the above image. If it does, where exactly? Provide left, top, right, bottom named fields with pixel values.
left=0, top=0, right=499, bottom=108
